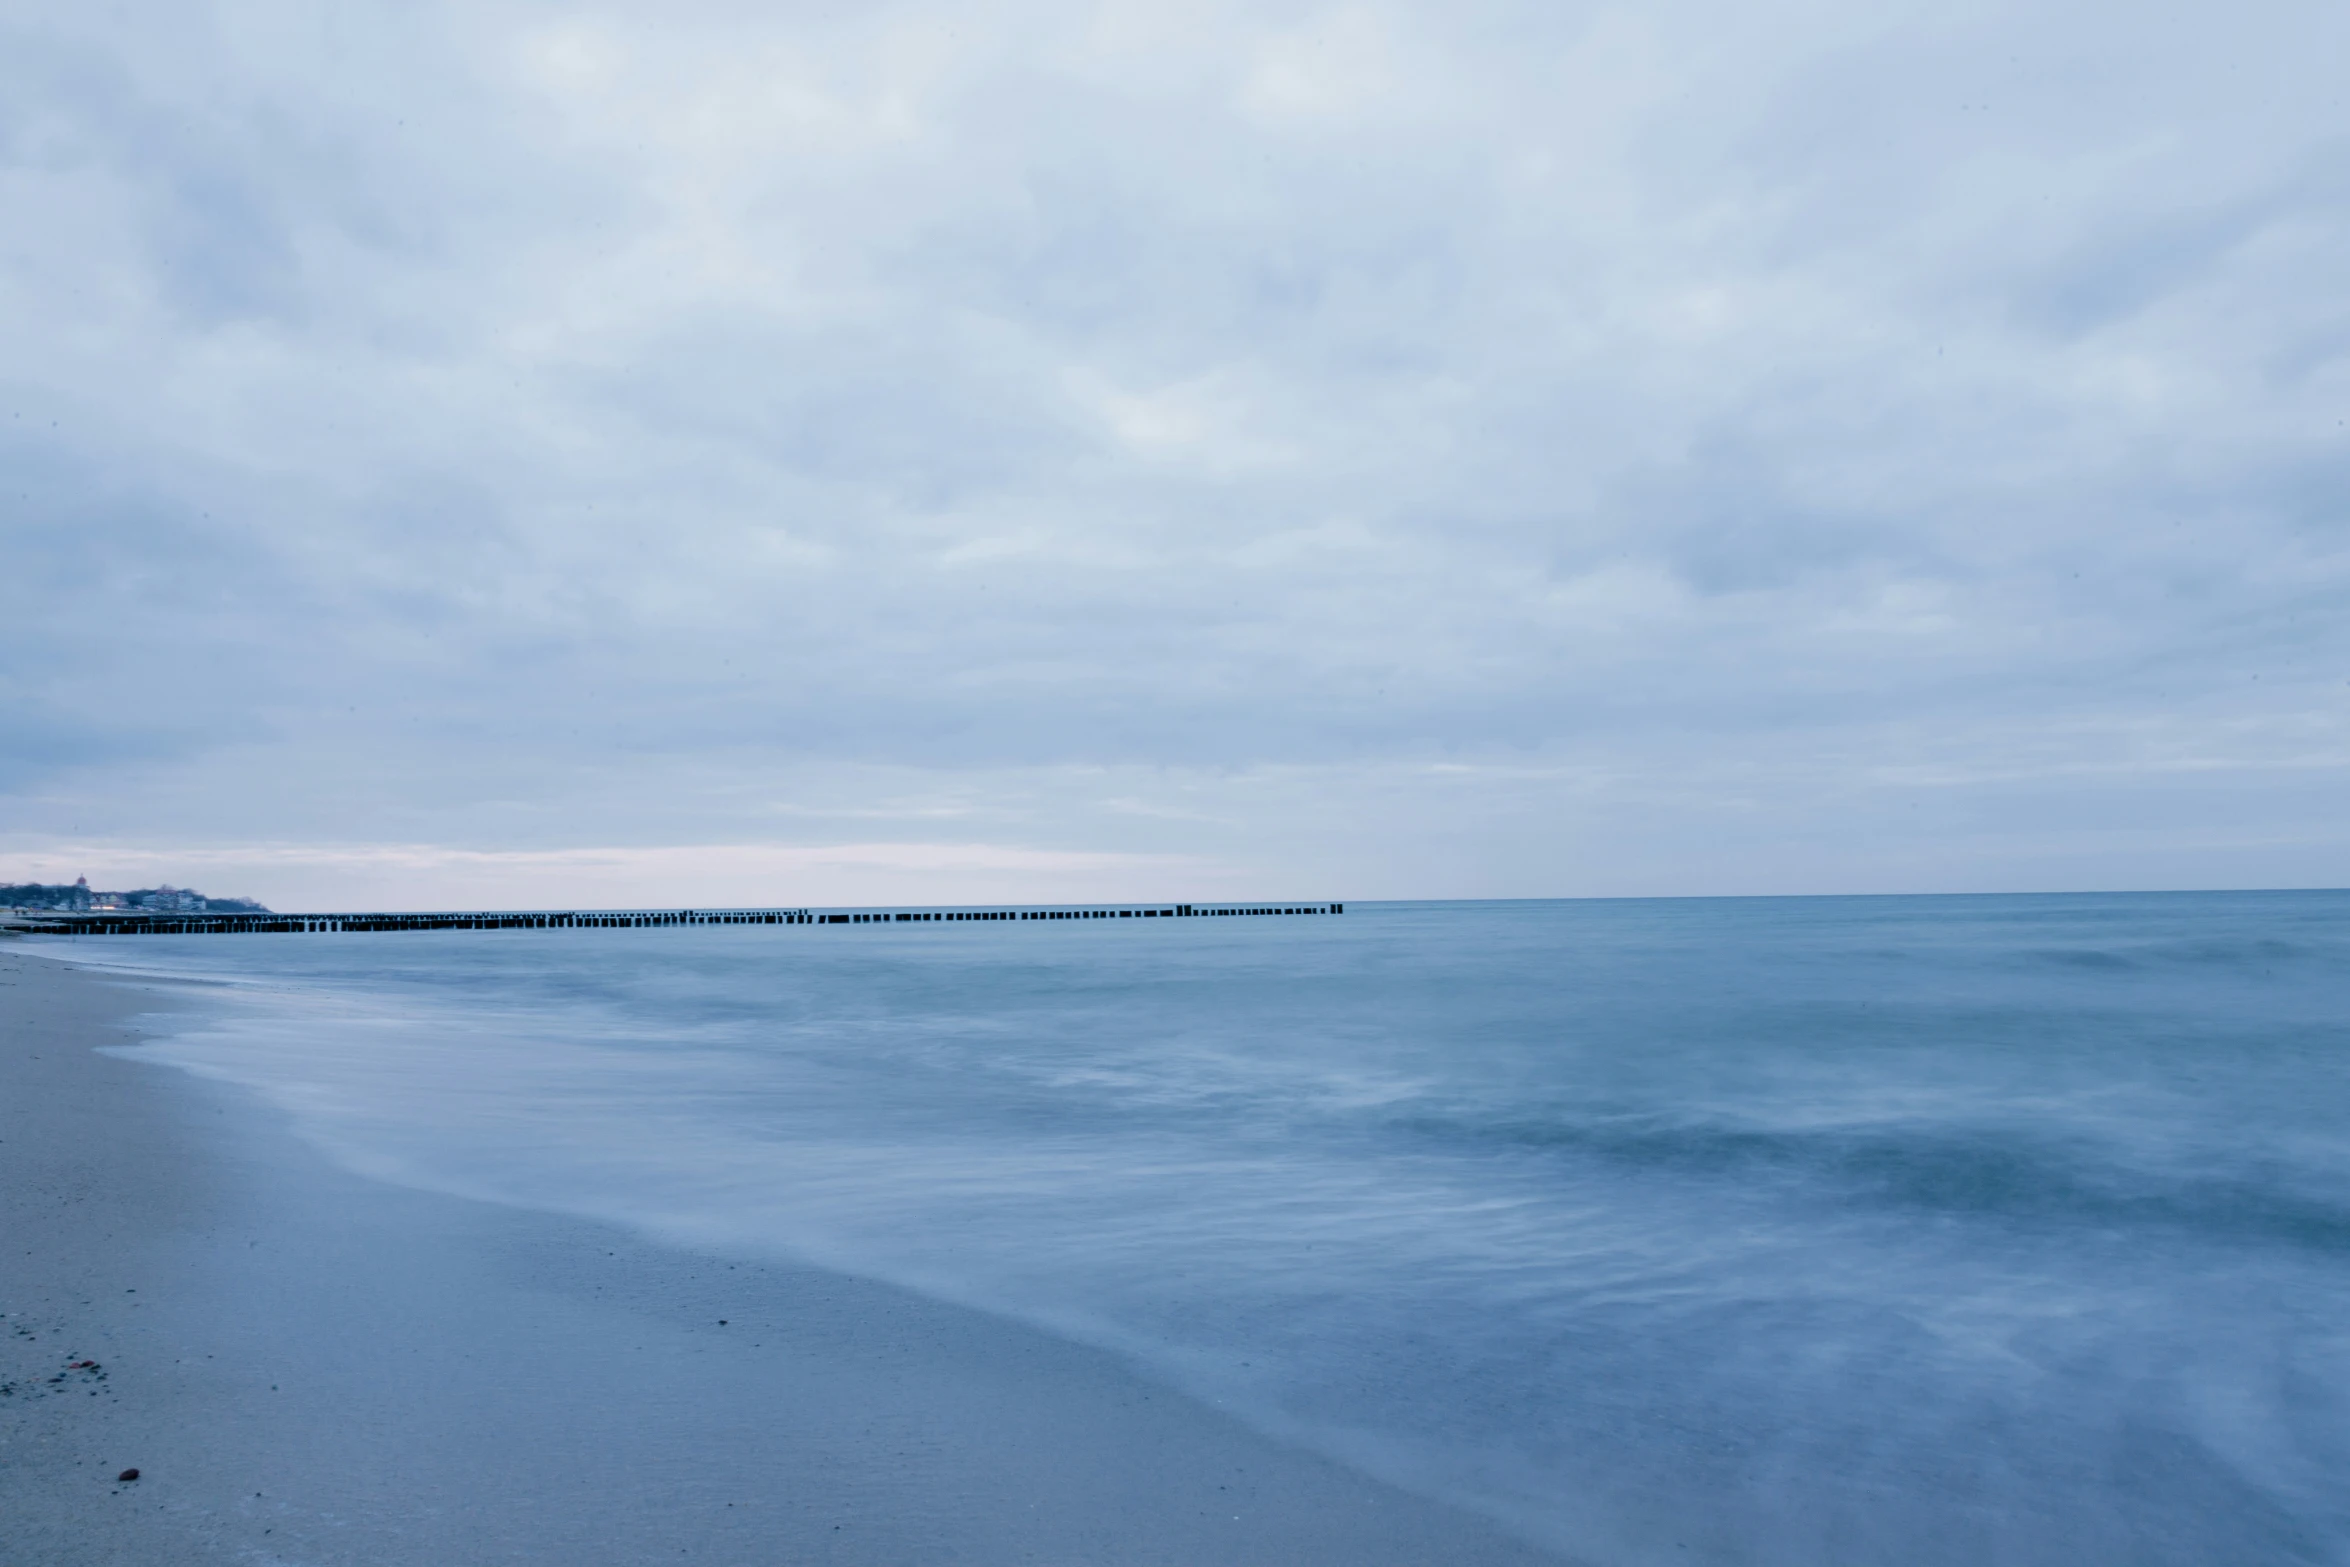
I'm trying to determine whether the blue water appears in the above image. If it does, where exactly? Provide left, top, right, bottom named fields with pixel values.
left=63, top=894, right=2350, bottom=1563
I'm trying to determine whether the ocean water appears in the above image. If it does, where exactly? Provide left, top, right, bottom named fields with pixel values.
left=60, top=893, right=2350, bottom=1564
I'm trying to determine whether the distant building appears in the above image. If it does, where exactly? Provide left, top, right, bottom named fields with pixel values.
left=0, top=878, right=267, bottom=914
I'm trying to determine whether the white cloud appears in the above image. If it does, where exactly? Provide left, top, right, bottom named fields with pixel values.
left=1241, top=9, right=1403, bottom=124
left=4, top=0, right=2348, bottom=903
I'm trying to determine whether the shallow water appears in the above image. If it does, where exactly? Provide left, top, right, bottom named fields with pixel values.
left=63, top=894, right=2350, bottom=1563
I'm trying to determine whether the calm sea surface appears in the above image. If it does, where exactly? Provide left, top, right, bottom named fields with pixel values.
left=65, top=894, right=2350, bottom=1563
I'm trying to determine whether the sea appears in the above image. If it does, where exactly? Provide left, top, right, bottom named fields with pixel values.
left=58, top=893, right=2350, bottom=1564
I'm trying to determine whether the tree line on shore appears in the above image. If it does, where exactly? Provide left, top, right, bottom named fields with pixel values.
left=1, top=878, right=270, bottom=913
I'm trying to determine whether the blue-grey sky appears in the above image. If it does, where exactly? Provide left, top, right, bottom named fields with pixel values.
left=4, top=0, right=2347, bottom=909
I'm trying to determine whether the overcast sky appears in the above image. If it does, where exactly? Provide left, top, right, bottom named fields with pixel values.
left=4, top=0, right=2346, bottom=909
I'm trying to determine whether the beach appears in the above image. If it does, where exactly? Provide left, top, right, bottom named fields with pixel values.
left=10, top=897, right=2344, bottom=1564
left=0, top=948, right=1561, bottom=1565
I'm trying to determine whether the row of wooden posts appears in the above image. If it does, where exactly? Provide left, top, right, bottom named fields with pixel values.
left=2, top=903, right=1343, bottom=938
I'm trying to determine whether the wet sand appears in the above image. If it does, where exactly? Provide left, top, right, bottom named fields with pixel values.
left=0, top=946, right=1566, bottom=1565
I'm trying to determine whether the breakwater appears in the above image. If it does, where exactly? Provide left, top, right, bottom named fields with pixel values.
left=1, top=902, right=1341, bottom=937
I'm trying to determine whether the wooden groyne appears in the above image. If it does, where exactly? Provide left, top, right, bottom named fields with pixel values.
left=1, top=902, right=1342, bottom=938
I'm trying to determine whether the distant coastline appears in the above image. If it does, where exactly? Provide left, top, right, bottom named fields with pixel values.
left=0, top=877, right=268, bottom=914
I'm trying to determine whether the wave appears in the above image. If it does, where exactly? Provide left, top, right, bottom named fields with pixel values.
left=1400, top=1111, right=2350, bottom=1250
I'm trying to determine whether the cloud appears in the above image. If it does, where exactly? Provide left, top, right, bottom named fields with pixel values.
left=3, top=0, right=2347, bottom=902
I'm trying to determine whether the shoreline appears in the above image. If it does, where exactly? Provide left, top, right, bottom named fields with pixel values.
left=0, top=946, right=1562, bottom=1565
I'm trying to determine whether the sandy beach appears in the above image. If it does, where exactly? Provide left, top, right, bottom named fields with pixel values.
left=0, top=946, right=1562, bottom=1566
